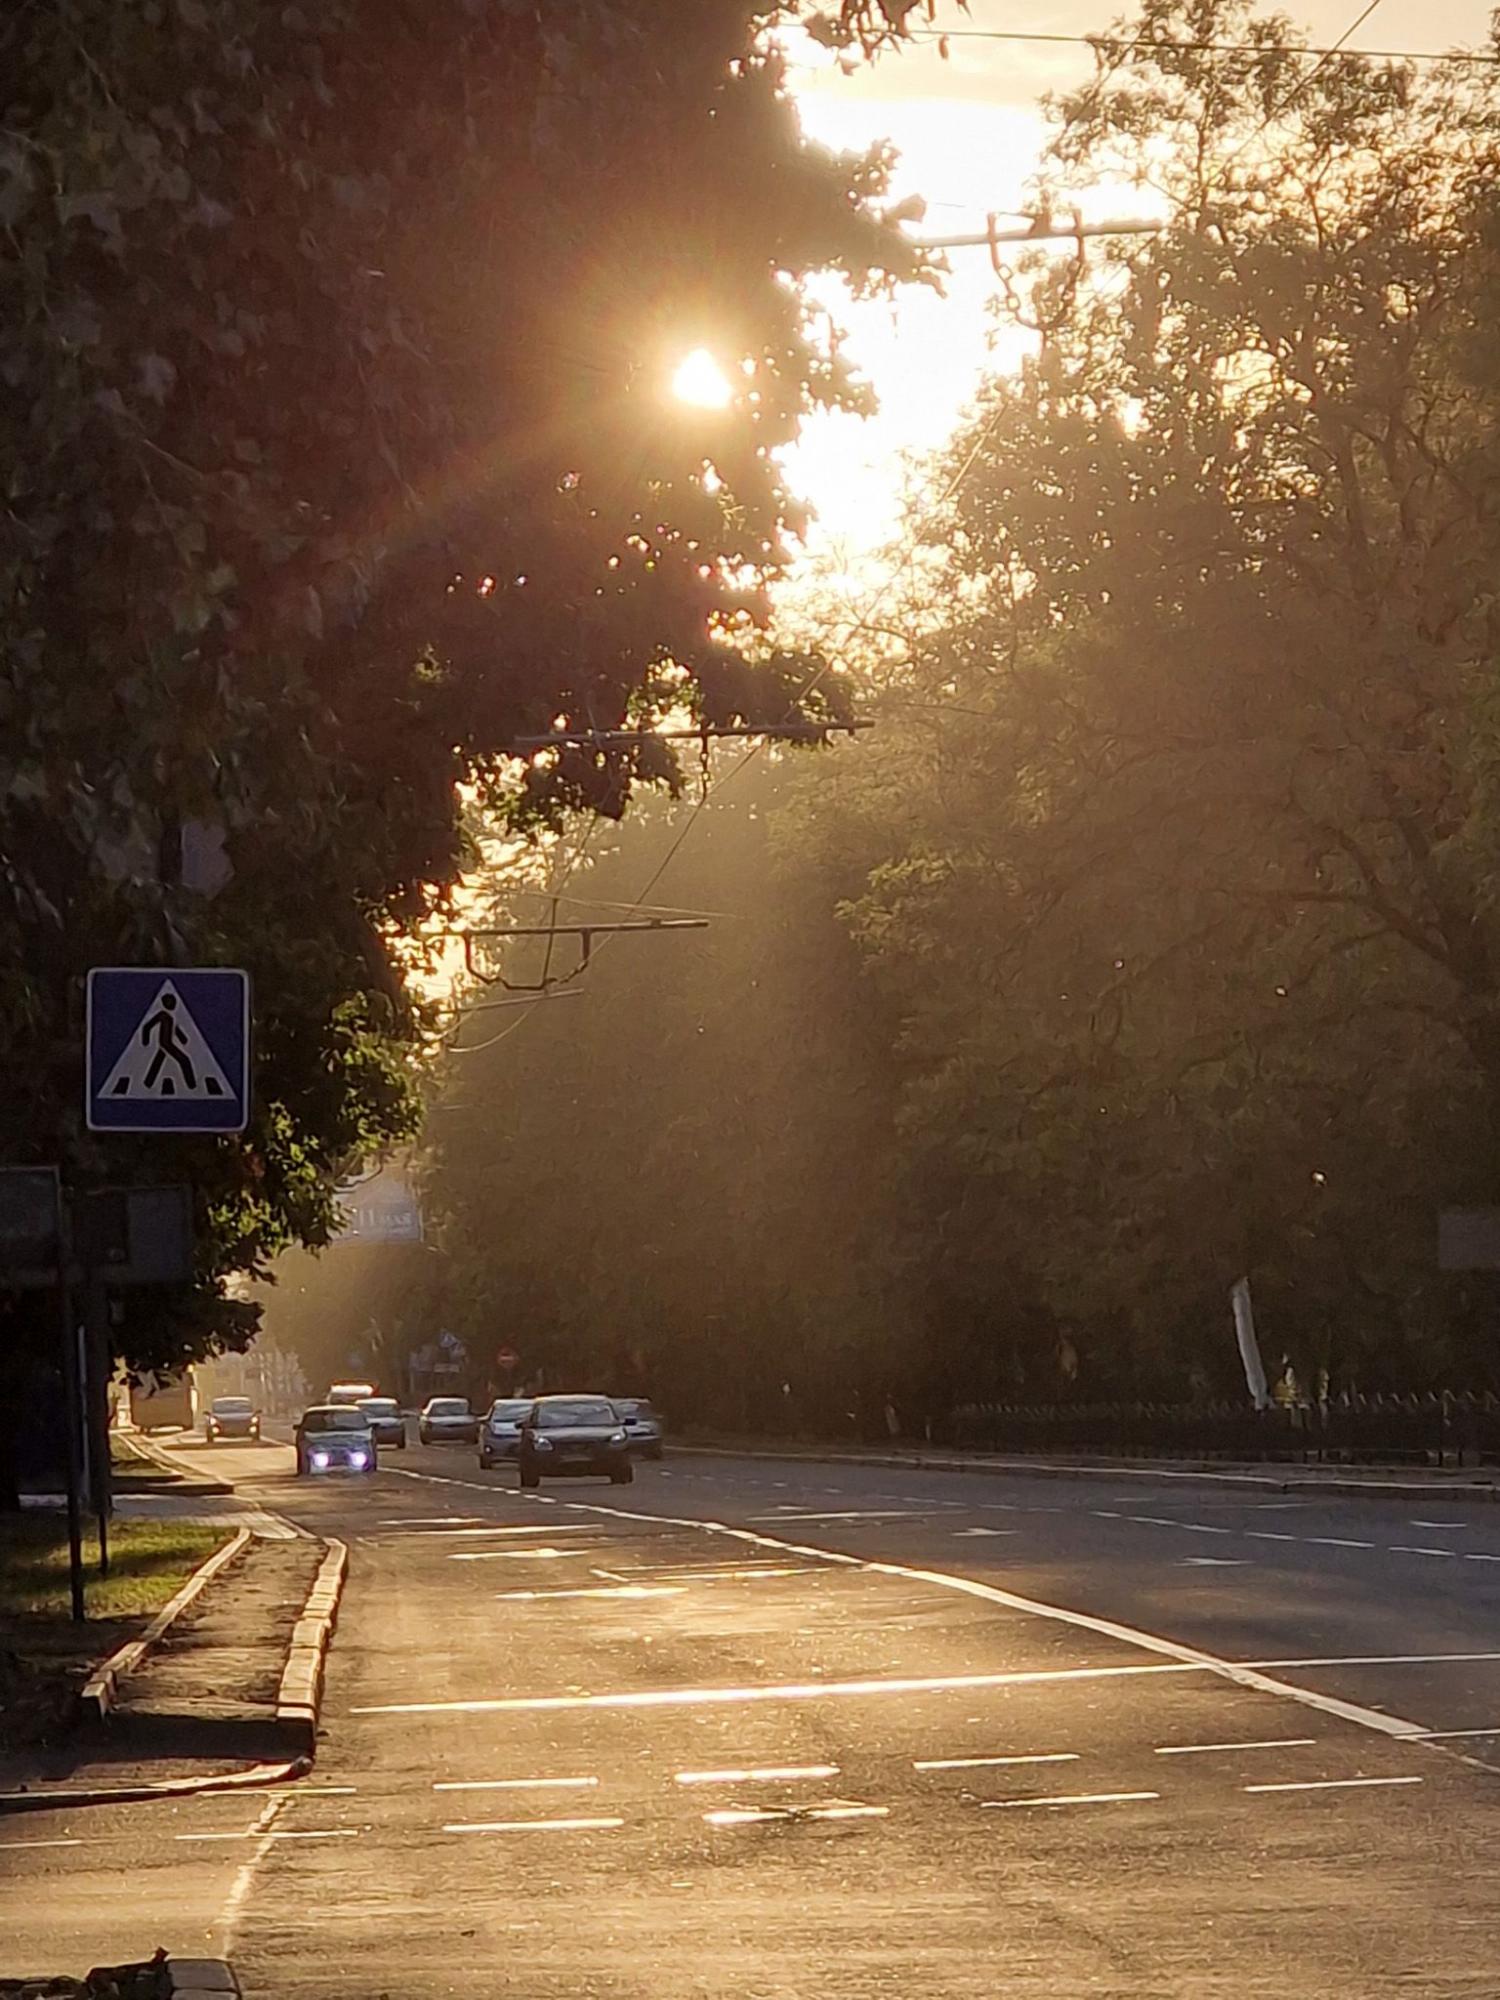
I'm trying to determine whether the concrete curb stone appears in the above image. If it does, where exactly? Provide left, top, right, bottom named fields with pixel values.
left=79, top=1528, right=253, bottom=1722
left=119, top=1433, right=234, bottom=1498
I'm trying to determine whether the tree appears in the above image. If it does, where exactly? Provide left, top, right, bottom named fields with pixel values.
left=0, top=0, right=934, bottom=1402
left=798, top=0, right=1500, bottom=1394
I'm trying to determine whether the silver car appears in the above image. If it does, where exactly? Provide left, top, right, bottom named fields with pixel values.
left=357, top=1396, right=407, bottom=1451
left=615, top=1397, right=665, bottom=1460
left=478, top=1397, right=532, bottom=1469
left=419, top=1395, right=479, bottom=1445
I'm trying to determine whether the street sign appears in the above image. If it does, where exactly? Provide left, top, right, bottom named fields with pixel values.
left=333, top=1162, right=423, bottom=1244
left=87, top=968, right=250, bottom=1133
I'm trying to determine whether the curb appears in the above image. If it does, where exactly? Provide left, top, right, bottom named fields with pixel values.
left=670, top=1442, right=1500, bottom=1505
left=0, top=1536, right=348, bottom=1816
left=275, top=1538, right=348, bottom=1756
left=79, top=1527, right=253, bottom=1722
left=120, top=1431, right=235, bottom=1497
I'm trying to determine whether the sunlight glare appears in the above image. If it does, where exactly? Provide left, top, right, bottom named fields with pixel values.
left=672, top=348, right=734, bottom=410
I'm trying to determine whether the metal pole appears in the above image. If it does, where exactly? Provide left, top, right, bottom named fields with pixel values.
left=55, top=1258, right=86, bottom=1624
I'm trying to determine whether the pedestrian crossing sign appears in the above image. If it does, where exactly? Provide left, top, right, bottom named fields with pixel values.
left=87, top=967, right=250, bottom=1133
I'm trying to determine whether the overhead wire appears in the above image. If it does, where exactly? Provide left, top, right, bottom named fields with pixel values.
left=894, top=23, right=1495, bottom=64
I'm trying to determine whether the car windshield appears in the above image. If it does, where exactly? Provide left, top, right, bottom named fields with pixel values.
left=359, top=1399, right=398, bottom=1416
left=536, top=1399, right=618, bottom=1429
left=489, top=1400, right=530, bottom=1420
left=212, top=1398, right=251, bottom=1413
left=301, top=1408, right=370, bottom=1432
left=428, top=1399, right=468, bottom=1415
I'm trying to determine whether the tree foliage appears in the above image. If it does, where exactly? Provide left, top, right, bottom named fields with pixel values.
left=0, top=0, right=929, bottom=1378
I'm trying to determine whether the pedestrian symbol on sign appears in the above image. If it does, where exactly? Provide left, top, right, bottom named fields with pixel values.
left=100, top=979, right=233, bottom=1103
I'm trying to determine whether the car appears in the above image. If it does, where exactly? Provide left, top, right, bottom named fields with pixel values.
left=419, top=1396, right=479, bottom=1445
left=204, top=1395, right=261, bottom=1443
left=294, top=1405, right=377, bottom=1476
left=614, top=1397, right=665, bottom=1460
left=327, top=1381, right=376, bottom=1406
left=357, top=1396, right=407, bottom=1451
left=516, top=1395, right=634, bottom=1489
left=478, top=1397, right=532, bottom=1468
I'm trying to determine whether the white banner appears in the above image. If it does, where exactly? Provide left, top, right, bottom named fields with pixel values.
left=1230, top=1276, right=1270, bottom=1410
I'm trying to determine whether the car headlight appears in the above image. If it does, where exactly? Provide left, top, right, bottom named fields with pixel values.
left=311, top=1449, right=329, bottom=1469
left=349, top=1450, right=368, bottom=1469
left=532, top=1435, right=553, bottom=1451
left=609, top=1429, right=626, bottom=1444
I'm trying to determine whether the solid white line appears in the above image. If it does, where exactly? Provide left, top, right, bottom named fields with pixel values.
left=434, top=1776, right=599, bottom=1791
left=1408, top=1726, right=1500, bottom=1741
left=1390, top=1546, right=1457, bottom=1559
left=1244, top=1776, right=1423, bottom=1795
left=1248, top=1651, right=1500, bottom=1669
left=1303, top=1538, right=1375, bottom=1550
left=1155, top=1738, right=1316, bottom=1756
left=442, top=1817, right=623, bottom=1834
left=915, top=1753, right=1078, bottom=1771
left=179, top=1832, right=258, bottom=1842
left=215, top=1795, right=286, bottom=1953
left=350, top=1661, right=1201, bottom=1716
left=385, top=1471, right=1434, bottom=1745
left=983, top=1791, right=1160, bottom=1810
left=265, top=1830, right=359, bottom=1841
left=676, top=1764, right=840, bottom=1784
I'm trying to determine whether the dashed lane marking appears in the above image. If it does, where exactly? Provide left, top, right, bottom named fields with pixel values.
left=1180, top=1557, right=1251, bottom=1567
left=1244, top=1776, right=1424, bottom=1795
left=704, top=1803, right=888, bottom=1827
left=983, top=1791, right=1160, bottom=1811
left=676, top=1764, right=840, bottom=1784
left=1303, top=1538, right=1375, bottom=1550
left=953, top=1527, right=1019, bottom=1538
left=1411, top=1520, right=1470, bottom=1530
left=442, top=1817, right=624, bottom=1835
left=1155, top=1738, right=1316, bottom=1756
left=915, top=1753, right=1078, bottom=1771
left=493, top=1584, right=685, bottom=1601
left=0, top=1837, right=89, bottom=1850
left=1390, top=1546, right=1457, bottom=1559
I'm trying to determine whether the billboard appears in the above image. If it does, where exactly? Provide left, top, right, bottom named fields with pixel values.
left=333, top=1162, right=424, bottom=1246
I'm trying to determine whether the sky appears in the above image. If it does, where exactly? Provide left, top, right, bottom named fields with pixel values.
left=778, top=0, right=1498, bottom=559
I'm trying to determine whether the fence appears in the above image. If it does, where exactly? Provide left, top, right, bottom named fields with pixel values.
left=942, top=1392, right=1500, bottom=1468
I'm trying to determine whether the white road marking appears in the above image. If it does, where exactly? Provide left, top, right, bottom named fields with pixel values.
left=983, top=1791, right=1160, bottom=1811
left=953, top=1527, right=1018, bottom=1538
left=405, top=1523, right=595, bottom=1538
left=493, top=1584, right=684, bottom=1601
left=1245, top=1776, right=1424, bottom=1795
left=265, top=1830, right=359, bottom=1841
left=1408, top=1726, right=1500, bottom=1741
left=215, top=1795, right=286, bottom=1953
left=1465, top=1553, right=1500, bottom=1563
left=1176, top=1523, right=1234, bottom=1536
left=351, top=1661, right=1202, bottom=1717
left=748, top=1509, right=930, bottom=1522
left=1249, top=1650, right=1500, bottom=1668
left=1124, top=1515, right=1185, bottom=1528
left=0, top=1836, right=88, bottom=1850
left=1180, top=1557, right=1251, bottom=1567
left=448, top=1547, right=582, bottom=1562
left=1303, top=1538, right=1375, bottom=1550
left=703, top=1803, right=888, bottom=1826
left=434, top=1776, right=598, bottom=1791
left=1245, top=1531, right=1298, bottom=1542
left=381, top=1516, right=484, bottom=1526
left=443, top=1817, right=624, bottom=1834
left=388, top=1470, right=1441, bottom=1747
left=675, top=1764, right=840, bottom=1784
left=1155, top=1738, right=1316, bottom=1756
left=1390, top=1546, right=1457, bottom=1559
left=915, top=1753, right=1078, bottom=1771
left=1410, top=1520, right=1469, bottom=1530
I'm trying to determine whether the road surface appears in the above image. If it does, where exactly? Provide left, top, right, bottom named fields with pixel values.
left=6, top=1436, right=1500, bottom=1995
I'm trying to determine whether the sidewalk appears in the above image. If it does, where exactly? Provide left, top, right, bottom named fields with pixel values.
left=0, top=1533, right=326, bottom=1801
left=675, top=1437, right=1500, bottom=1502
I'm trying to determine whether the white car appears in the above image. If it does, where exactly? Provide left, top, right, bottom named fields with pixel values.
left=478, top=1398, right=531, bottom=1468
left=615, top=1397, right=665, bottom=1460
left=419, top=1396, right=479, bottom=1445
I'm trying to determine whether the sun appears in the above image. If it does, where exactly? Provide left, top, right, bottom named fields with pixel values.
left=671, top=347, right=733, bottom=410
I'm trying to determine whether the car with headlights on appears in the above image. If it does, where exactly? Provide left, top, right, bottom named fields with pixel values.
left=419, top=1396, right=479, bottom=1445
left=204, top=1395, right=261, bottom=1443
left=357, top=1395, right=407, bottom=1451
left=517, top=1395, right=634, bottom=1488
left=478, top=1397, right=531, bottom=1468
left=614, top=1397, right=665, bottom=1460
left=294, top=1404, right=377, bottom=1477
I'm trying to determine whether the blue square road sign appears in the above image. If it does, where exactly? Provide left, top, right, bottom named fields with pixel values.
left=87, top=967, right=250, bottom=1133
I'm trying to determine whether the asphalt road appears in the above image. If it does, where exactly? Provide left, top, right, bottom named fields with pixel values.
left=6, top=1435, right=1500, bottom=1996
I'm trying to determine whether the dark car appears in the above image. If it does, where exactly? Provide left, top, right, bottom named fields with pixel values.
left=517, top=1395, right=634, bottom=1489
left=204, top=1395, right=261, bottom=1442
left=419, top=1396, right=479, bottom=1445
left=357, top=1396, right=408, bottom=1451
left=294, top=1405, right=377, bottom=1477
left=478, top=1397, right=532, bottom=1469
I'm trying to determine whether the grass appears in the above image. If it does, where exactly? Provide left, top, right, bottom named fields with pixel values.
left=0, top=1514, right=228, bottom=1622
